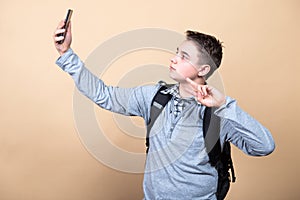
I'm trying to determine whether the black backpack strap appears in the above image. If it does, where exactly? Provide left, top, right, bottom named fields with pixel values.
left=203, top=107, right=221, bottom=166
left=146, top=85, right=173, bottom=153
left=203, top=106, right=236, bottom=200
left=222, top=142, right=236, bottom=183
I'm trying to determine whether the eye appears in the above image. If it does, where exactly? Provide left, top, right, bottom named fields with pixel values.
left=178, top=54, right=188, bottom=61
left=175, top=50, right=189, bottom=61
left=181, top=54, right=187, bottom=59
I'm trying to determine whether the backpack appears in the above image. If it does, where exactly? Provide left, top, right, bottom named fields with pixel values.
left=146, top=85, right=236, bottom=200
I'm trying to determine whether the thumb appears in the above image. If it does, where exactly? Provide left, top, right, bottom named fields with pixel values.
left=65, top=21, right=71, bottom=36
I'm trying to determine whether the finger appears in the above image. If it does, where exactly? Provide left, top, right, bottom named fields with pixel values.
left=205, top=85, right=215, bottom=97
left=53, top=20, right=66, bottom=39
left=67, top=21, right=72, bottom=32
left=54, top=35, right=64, bottom=42
left=64, top=21, right=72, bottom=37
left=197, top=85, right=204, bottom=96
left=186, top=77, right=198, bottom=89
left=54, top=29, right=66, bottom=36
left=201, top=85, right=208, bottom=97
left=196, top=91, right=204, bottom=103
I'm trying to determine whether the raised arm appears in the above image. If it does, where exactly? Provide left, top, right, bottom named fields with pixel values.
left=52, top=21, right=157, bottom=120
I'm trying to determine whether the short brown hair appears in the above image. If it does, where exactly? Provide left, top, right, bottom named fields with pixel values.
left=186, top=30, right=223, bottom=78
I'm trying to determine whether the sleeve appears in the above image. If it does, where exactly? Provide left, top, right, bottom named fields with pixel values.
left=215, top=96, right=275, bottom=156
left=55, top=49, right=156, bottom=119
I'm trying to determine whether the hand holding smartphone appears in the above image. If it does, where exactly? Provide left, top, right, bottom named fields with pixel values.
left=57, top=9, right=73, bottom=44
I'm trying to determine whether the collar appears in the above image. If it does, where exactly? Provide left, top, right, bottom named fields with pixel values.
left=160, top=83, right=198, bottom=103
left=160, top=83, right=181, bottom=99
left=158, top=82, right=205, bottom=118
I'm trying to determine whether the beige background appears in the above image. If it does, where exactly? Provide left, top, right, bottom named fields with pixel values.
left=1, top=0, right=300, bottom=199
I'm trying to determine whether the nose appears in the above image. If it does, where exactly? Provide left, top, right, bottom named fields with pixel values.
left=170, top=55, right=178, bottom=64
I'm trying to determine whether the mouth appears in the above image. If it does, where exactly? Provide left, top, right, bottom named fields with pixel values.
left=169, top=65, right=176, bottom=70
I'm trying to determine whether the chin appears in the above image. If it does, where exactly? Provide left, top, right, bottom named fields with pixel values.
left=169, top=73, right=177, bottom=81
left=169, top=74, right=184, bottom=83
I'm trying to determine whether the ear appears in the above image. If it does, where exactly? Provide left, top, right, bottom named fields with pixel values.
left=197, top=64, right=211, bottom=77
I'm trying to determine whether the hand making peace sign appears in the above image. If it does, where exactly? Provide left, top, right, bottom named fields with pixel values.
left=186, top=78, right=226, bottom=108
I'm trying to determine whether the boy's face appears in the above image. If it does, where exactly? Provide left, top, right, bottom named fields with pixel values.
left=169, top=40, right=201, bottom=82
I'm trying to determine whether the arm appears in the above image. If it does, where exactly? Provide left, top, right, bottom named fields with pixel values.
left=53, top=21, right=154, bottom=117
left=186, top=78, right=275, bottom=156
left=215, top=97, right=275, bottom=156
left=56, top=49, right=158, bottom=117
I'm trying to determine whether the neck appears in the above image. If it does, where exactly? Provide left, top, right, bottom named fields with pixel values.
left=179, top=77, right=206, bottom=98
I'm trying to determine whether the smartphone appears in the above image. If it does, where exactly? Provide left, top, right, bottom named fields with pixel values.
left=57, top=9, right=73, bottom=44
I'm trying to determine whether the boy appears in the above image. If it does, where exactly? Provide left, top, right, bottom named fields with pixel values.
left=53, top=20, right=275, bottom=199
